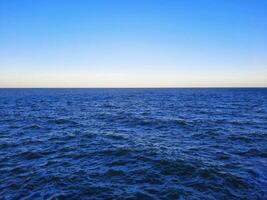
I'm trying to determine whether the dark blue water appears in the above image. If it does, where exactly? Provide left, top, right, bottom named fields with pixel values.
left=0, top=89, right=266, bottom=200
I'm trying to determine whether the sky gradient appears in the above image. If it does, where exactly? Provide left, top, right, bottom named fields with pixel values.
left=0, top=0, right=267, bottom=87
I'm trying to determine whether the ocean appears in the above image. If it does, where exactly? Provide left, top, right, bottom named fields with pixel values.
left=0, top=88, right=266, bottom=199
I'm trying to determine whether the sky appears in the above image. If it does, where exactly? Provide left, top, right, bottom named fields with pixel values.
left=0, top=0, right=266, bottom=87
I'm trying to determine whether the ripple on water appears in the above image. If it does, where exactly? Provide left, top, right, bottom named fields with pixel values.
left=0, top=88, right=266, bottom=199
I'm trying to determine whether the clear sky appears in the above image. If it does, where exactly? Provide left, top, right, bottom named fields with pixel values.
left=0, top=0, right=266, bottom=87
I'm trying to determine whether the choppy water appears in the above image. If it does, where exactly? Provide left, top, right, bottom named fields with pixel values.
left=0, top=88, right=267, bottom=200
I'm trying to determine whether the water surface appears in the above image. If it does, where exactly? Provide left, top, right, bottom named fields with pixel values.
left=0, top=88, right=266, bottom=199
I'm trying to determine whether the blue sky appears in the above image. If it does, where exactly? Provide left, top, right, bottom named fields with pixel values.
left=0, top=0, right=266, bottom=87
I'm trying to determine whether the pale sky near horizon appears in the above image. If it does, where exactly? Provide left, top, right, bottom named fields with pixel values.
left=0, top=0, right=267, bottom=87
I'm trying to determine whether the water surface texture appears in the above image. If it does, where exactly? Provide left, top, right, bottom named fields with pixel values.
left=0, top=89, right=267, bottom=199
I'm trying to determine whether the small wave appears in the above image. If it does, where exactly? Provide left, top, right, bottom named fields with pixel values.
left=104, top=132, right=128, bottom=140
left=80, top=186, right=111, bottom=196
left=81, top=131, right=99, bottom=138
left=0, top=142, right=19, bottom=149
left=155, top=158, right=197, bottom=176
left=22, top=124, right=43, bottom=130
left=22, top=139, right=44, bottom=146
left=198, top=167, right=250, bottom=190
left=215, top=152, right=231, bottom=160
left=228, top=134, right=253, bottom=143
left=102, top=103, right=119, bottom=109
left=122, top=115, right=188, bottom=128
left=134, top=171, right=163, bottom=184
left=47, top=192, right=76, bottom=200
left=104, top=169, right=125, bottom=177
left=48, top=118, right=79, bottom=126
left=238, top=148, right=267, bottom=158
left=223, top=173, right=250, bottom=189
left=11, top=166, right=27, bottom=174
left=98, top=147, right=132, bottom=157
left=18, top=151, right=44, bottom=160
left=128, top=191, right=155, bottom=200
left=107, top=160, right=129, bottom=167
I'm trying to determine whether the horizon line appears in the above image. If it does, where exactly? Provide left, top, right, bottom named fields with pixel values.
left=1, top=86, right=266, bottom=89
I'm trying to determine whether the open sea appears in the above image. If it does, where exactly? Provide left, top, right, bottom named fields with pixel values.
left=0, top=88, right=266, bottom=200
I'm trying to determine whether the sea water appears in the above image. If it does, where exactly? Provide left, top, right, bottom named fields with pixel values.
left=0, top=88, right=266, bottom=199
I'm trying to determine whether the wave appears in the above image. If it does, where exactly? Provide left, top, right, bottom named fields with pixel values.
left=1, top=88, right=267, bottom=199
left=238, top=148, right=267, bottom=158
left=22, top=124, right=43, bottom=130
left=48, top=118, right=80, bottom=126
